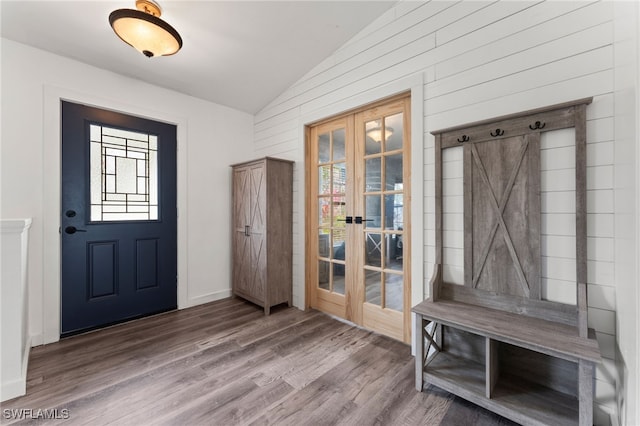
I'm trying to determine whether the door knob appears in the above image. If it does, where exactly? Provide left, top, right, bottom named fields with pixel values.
left=65, top=226, right=87, bottom=234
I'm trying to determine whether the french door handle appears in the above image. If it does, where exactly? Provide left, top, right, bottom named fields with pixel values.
left=245, top=225, right=250, bottom=236
left=65, top=226, right=87, bottom=234
left=337, top=216, right=353, bottom=224
left=354, top=216, right=373, bottom=224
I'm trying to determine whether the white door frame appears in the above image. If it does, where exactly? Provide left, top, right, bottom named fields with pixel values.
left=42, top=85, right=188, bottom=344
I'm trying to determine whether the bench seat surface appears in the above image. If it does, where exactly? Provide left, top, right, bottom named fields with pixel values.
left=413, top=298, right=600, bottom=363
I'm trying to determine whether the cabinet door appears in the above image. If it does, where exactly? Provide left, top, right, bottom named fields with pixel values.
left=233, top=166, right=252, bottom=295
left=247, top=162, right=266, bottom=300
left=233, top=161, right=268, bottom=301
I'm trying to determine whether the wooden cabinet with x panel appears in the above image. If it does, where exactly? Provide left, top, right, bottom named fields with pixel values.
left=231, top=157, right=293, bottom=315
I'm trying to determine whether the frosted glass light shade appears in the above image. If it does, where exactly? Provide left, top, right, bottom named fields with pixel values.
left=109, top=2, right=182, bottom=58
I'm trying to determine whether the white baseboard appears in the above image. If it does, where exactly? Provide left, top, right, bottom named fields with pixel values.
left=182, top=289, right=232, bottom=309
left=30, top=333, right=43, bottom=347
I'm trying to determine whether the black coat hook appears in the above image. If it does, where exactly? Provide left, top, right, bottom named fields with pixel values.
left=529, top=121, right=546, bottom=130
left=490, top=128, right=504, bottom=137
left=457, top=135, right=469, bottom=143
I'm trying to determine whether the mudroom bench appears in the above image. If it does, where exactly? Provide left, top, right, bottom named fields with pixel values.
left=413, top=99, right=601, bottom=426
left=413, top=298, right=600, bottom=425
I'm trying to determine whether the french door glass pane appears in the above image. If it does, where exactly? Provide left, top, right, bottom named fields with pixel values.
left=319, top=198, right=331, bottom=227
left=384, top=194, right=403, bottom=230
left=333, top=264, right=346, bottom=295
left=365, top=271, right=382, bottom=305
left=333, top=163, right=347, bottom=194
left=318, top=230, right=330, bottom=259
left=333, top=272, right=345, bottom=295
left=385, top=153, right=403, bottom=190
left=365, top=232, right=382, bottom=267
left=318, top=132, right=330, bottom=163
left=333, top=196, right=346, bottom=229
left=387, top=232, right=403, bottom=271
left=318, top=260, right=330, bottom=290
left=385, top=273, right=403, bottom=311
left=318, top=165, right=331, bottom=195
left=333, top=129, right=345, bottom=161
left=385, top=113, right=403, bottom=151
left=365, top=195, right=381, bottom=229
left=333, top=231, right=346, bottom=259
left=365, top=119, right=382, bottom=155
left=365, top=157, right=381, bottom=192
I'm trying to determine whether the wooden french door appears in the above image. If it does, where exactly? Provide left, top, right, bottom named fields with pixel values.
left=307, top=95, right=411, bottom=343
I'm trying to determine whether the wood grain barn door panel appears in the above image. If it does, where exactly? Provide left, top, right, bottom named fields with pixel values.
left=464, top=134, right=540, bottom=298
left=233, top=163, right=267, bottom=301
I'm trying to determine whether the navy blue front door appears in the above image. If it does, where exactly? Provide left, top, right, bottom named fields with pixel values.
left=61, top=101, right=177, bottom=336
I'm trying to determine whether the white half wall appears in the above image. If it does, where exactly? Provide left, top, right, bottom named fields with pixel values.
left=0, top=219, right=32, bottom=401
left=0, top=39, right=254, bottom=345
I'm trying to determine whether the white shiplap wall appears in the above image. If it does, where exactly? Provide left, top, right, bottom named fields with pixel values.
left=540, top=128, right=578, bottom=305
left=253, top=1, right=621, bottom=422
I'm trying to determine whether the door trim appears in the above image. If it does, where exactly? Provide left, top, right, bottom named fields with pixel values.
left=298, top=75, right=425, bottom=340
left=42, top=85, right=188, bottom=344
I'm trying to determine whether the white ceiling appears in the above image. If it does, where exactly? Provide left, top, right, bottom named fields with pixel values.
left=1, top=1, right=396, bottom=114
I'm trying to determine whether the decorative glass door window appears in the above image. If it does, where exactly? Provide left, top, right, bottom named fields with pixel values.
left=90, top=124, right=158, bottom=221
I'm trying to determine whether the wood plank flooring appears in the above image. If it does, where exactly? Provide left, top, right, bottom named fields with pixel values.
left=2, top=298, right=513, bottom=425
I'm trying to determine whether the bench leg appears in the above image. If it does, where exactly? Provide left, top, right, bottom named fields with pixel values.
left=414, top=313, right=424, bottom=392
left=578, top=359, right=594, bottom=426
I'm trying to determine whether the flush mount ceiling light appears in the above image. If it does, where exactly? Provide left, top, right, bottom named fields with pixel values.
left=109, top=0, right=183, bottom=58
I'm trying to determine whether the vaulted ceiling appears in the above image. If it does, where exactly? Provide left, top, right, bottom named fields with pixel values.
left=1, top=1, right=396, bottom=114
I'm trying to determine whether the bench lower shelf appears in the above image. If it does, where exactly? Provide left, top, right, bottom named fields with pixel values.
left=413, top=300, right=599, bottom=426
left=424, top=351, right=579, bottom=426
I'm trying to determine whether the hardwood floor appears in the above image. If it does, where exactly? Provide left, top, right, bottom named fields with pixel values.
left=2, top=298, right=513, bottom=425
